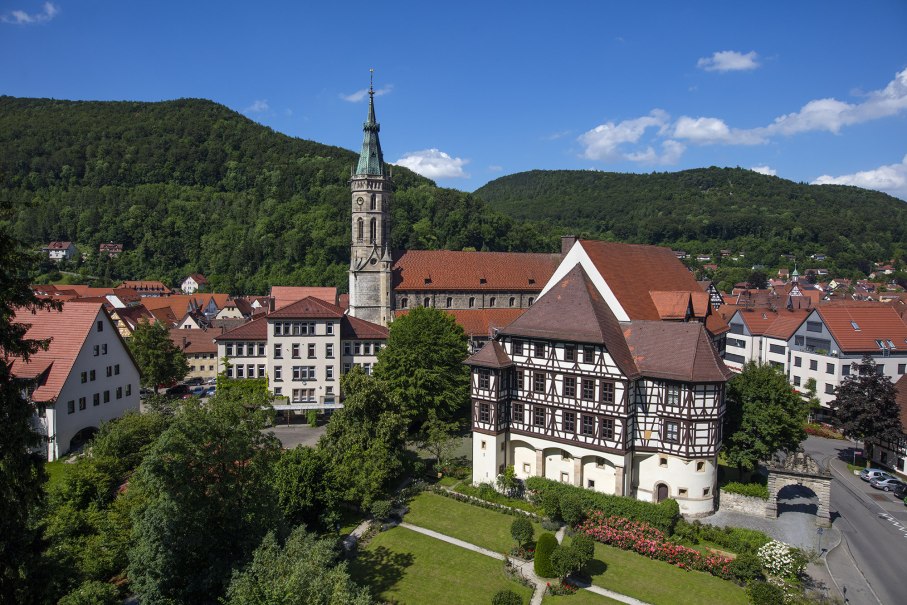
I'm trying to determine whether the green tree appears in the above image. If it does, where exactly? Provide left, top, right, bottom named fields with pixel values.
left=273, top=446, right=336, bottom=530
left=747, top=270, right=768, bottom=289
left=510, top=516, right=534, bottom=548
left=496, top=464, right=520, bottom=498
left=128, top=319, right=189, bottom=389
left=418, top=413, right=460, bottom=472
left=0, top=211, right=60, bottom=605
left=723, top=362, right=807, bottom=473
left=56, top=580, right=120, bottom=605
left=831, top=355, right=902, bottom=444
left=224, top=527, right=372, bottom=605
left=533, top=533, right=558, bottom=578
left=319, top=368, right=407, bottom=510
left=128, top=398, right=282, bottom=605
left=374, top=306, right=469, bottom=433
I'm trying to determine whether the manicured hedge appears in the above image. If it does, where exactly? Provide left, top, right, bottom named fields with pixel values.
left=721, top=482, right=770, bottom=500
left=674, top=520, right=772, bottom=555
left=533, top=532, right=558, bottom=578
left=525, top=476, right=679, bottom=534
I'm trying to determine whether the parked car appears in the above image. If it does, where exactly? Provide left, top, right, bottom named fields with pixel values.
left=165, top=384, right=190, bottom=398
left=185, top=377, right=204, bottom=386
left=893, top=483, right=907, bottom=500
left=205, top=377, right=217, bottom=385
left=204, top=386, right=216, bottom=397
left=860, top=468, right=893, bottom=482
left=189, top=386, right=206, bottom=397
left=870, top=476, right=907, bottom=492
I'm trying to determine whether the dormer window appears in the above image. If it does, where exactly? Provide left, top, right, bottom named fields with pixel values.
left=424, top=277, right=432, bottom=285
left=528, top=278, right=535, bottom=285
left=479, top=278, right=487, bottom=284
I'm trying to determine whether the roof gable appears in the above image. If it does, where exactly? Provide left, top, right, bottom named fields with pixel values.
left=466, top=341, right=512, bottom=368
left=624, top=321, right=732, bottom=383
left=392, top=250, right=561, bottom=292
left=268, top=296, right=345, bottom=319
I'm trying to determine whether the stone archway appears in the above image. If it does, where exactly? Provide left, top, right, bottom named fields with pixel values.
left=765, top=450, right=831, bottom=527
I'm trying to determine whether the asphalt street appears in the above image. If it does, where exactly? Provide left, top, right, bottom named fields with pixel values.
left=802, top=436, right=907, bottom=605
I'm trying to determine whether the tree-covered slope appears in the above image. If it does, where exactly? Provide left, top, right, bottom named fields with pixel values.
left=475, top=168, right=907, bottom=273
left=0, top=96, right=554, bottom=292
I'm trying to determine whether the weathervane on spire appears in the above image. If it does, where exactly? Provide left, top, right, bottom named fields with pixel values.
left=369, top=68, right=374, bottom=97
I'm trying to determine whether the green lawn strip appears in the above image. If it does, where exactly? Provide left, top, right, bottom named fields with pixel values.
left=542, top=591, right=624, bottom=605
left=587, top=542, right=748, bottom=605
left=405, top=491, right=541, bottom=553
left=453, top=482, right=541, bottom=513
left=437, top=476, right=460, bottom=487
left=350, top=526, right=534, bottom=605
left=44, top=457, right=74, bottom=492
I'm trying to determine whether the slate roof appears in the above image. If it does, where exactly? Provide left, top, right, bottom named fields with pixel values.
left=465, top=341, right=513, bottom=369
left=624, top=321, right=733, bottom=383
left=392, top=250, right=561, bottom=292
left=500, top=264, right=640, bottom=379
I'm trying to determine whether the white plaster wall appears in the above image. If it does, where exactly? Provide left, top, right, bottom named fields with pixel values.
left=472, top=432, right=505, bottom=484
left=635, top=453, right=716, bottom=515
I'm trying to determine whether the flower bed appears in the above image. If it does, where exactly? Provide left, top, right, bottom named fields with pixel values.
left=804, top=423, right=845, bottom=440
left=546, top=580, right=578, bottom=596
left=577, top=512, right=733, bottom=579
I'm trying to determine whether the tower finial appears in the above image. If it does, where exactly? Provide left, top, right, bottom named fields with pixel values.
left=369, top=68, right=374, bottom=96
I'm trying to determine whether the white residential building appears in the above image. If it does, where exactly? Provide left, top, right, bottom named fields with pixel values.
left=10, top=301, right=141, bottom=460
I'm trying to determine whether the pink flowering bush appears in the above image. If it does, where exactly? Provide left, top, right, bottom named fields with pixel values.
left=577, top=511, right=733, bottom=579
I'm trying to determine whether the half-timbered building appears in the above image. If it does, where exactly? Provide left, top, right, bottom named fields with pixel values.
left=468, top=246, right=733, bottom=516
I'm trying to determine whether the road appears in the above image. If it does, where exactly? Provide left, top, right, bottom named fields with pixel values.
left=802, top=436, right=907, bottom=605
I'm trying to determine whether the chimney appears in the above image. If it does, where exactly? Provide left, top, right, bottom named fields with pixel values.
left=182, top=336, right=187, bottom=348
left=561, top=235, right=577, bottom=257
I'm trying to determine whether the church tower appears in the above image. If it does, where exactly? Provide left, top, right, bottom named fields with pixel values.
left=348, top=72, right=393, bottom=326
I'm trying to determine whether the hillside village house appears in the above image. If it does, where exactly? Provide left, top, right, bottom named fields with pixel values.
left=467, top=242, right=733, bottom=516
left=181, top=273, right=208, bottom=294
left=215, top=297, right=387, bottom=409
left=98, top=242, right=123, bottom=257
left=170, top=328, right=218, bottom=382
left=42, top=241, right=79, bottom=262
left=9, top=301, right=141, bottom=460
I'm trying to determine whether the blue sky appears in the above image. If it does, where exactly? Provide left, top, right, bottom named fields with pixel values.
left=3, top=1, right=907, bottom=200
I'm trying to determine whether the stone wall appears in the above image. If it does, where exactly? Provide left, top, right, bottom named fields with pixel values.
left=718, top=490, right=767, bottom=516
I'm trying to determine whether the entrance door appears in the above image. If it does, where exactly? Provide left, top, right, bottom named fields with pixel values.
left=656, top=483, right=669, bottom=502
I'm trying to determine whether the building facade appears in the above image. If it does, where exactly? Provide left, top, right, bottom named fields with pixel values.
left=468, top=244, right=733, bottom=516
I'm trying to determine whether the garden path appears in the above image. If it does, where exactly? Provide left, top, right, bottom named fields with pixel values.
left=399, top=521, right=651, bottom=605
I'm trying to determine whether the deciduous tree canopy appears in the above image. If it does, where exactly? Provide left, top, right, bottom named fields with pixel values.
left=831, top=355, right=902, bottom=444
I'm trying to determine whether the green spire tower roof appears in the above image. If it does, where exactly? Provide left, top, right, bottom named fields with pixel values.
left=356, top=71, right=386, bottom=176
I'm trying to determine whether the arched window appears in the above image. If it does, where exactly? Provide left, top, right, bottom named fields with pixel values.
left=369, top=218, right=377, bottom=243
left=446, top=297, right=452, bottom=308
left=468, top=297, right=475, bottom=308
left=528, top=297, right=534, bottom=306
left=489, top=297, right=496, bottom=307
left=356, top=218, right=363, bottom=242
left=370, top=193, right=377, bottom=210
left=423, top=297, right=430, bottom=307
left=400, top=298, right=408, bottom=309
left=509, top=297, right=515, bottom=307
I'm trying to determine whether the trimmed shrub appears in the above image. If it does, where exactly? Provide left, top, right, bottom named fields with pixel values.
left=541, top=518, right=562, bottom=532
left=534, top=532, right=558, bottom=578
left=571, top=533, right=595, bottom=564
left=511, top=515, right=534, bottom=547
left=370, top=499, right=393, bottom=520
left=526, top=476, right=679, bottom=534
left=306, top=409, right=317, bottom=426
left=746, top=580, right=785, bottom=605
left=538, top=490, right=561, bottom=519
left=492, top=589, right=523, bottom=605
left=722, top=482, right=770, bottom=500
left=728, top=552, right=764, bottom=584
left=560, top=493, right=584, bottom=526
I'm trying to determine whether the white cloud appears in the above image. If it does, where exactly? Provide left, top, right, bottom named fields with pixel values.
left=340, top=84, right=393, bottom=103
left=243, top=99, right=270, bottom=114
left=813, top=155, right=907, bottom=201
left=625, top=140, right=686, bottom=165
left=1, top=1, right=58, bottom=24
left=697, top=50, right=760, bottom=72
left=578, top=110, right=669, bottom=161
left=396, top=149, right=469, bottom=179
left=751, top=165, right=777, bottom=176
left=672, top=116, right=765, bottom=145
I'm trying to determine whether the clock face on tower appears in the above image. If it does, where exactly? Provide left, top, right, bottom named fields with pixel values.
left=356, top=197, right=364, bottom=206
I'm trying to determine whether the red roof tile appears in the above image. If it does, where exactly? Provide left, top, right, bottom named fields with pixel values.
left=270, top=286, right=338, bottom=309
left=466, top=341, right=513, bottom=369
left=215, top=316, right=268, bottom=341
left=341, top=315, right=388, bottom=340
left=268, top=296, right=345, bottom=319
left=650, top=291, right=691, bottom=320
left=169, top=328, right=217, bottom=354
left=624, top=321, right=733, bottom=383
left=392, top=250, right=561, bottom=292
left=816, top=307, right=907, bottom=353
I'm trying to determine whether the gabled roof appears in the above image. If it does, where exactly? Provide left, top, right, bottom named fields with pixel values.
left=215, top=315, right=268, bottom=341
left=578, top=240, right=704, bottom=321
left=763, top=310, right=811, bottom=340
left=624, top=321, right=733, bottom=383
left=8, top=302, right=123, bottom=402
left=268, top=296, right=345, bottom=319
left=392, top=250, right=561, bottom=292
left=815, top=306, right=907, bottom=353
left=501, top=264, right=640, bottom=379
left=466, top=341, right=513, bottom=369
left=169, top=328, right=217, bottom=354
left=43, top=241, right=75, bottom=250
left=119, top=280, right=171, bottom=293
left=112, top=305, right=154, bottom=330
left=186, top=273, right=208, bottom=284
left=341, top=315, right=388, bottom=340
left=270, top=286, right=337, bottom=309
left=650, top=291, right=691, bottom=320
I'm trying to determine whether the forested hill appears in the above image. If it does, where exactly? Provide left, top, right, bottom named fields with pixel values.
left=475, top=168, right=907, bottom=273
left=1, top=96, right=554, bottom=293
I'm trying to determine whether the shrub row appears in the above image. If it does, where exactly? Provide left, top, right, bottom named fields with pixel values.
left=804, top=423, right=845, bottom=440
left=525, top=476, right=679, bottom=534
left=428, top=485, right=545, bottom=522
left=721, top=481, right=770, bottom=500
left=673, top=519, right=772, bottom=555
left=455, top=482, right=540, bottom=514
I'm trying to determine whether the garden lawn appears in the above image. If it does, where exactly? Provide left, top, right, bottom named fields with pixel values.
left=543, top=590, right=624, bottom=604
left=405, top=491, right=541, bottom=553
left=587, top=542, right=748, bottom=605
left=44, top=457, right=74, bottom=492
left=350, top=526, right=533, bottom=605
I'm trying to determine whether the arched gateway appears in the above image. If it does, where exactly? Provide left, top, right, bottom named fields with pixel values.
left=765, top=450, right=832, bottom=528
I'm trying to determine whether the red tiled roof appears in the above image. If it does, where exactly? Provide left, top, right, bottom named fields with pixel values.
left=341, top=315, right=388, bottom=340
left=119, top=280, right=171, bottom=292
left=624, top=321, right=733, bottom=383
left=578, top=240, right=703, bottom=321
left=392, top=250, right=561, bottom=292
left=650, top=291, right=691, bottom=320
left=215, top=315, right=268, bottom=341
left=169, top=328, right=217, bottom=354
left=44, top=241, right=74, bottom=250
left=188, top=273, right=208, bottom=284
left=466, top=341, right=513, bottom=369
left=268, top=296, right=345, bottom=319
left=9, top=302, right=105, bottom=402
left=816, top=307, right=907, bottom=353
left=705, top=313, right=730, bottom=336
left=270, top=286, right=337, bottom=310
left=763, top=309, right=811, bottom=340
left=734, top=309, right=781, bottom=335
left=437, top=308, right=526, bottom=338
